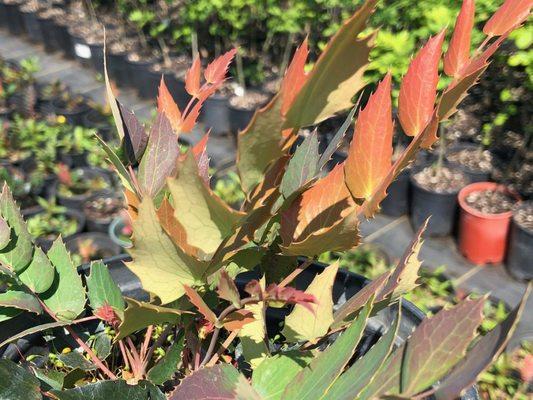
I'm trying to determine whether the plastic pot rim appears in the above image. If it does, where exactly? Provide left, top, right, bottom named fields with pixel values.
left=458, top=182, right=520, bottom=220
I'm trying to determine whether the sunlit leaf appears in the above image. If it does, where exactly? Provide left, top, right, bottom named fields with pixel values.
left=443, top=0, right=475, bottom=78
left=483, top=0, right=532, bottom=37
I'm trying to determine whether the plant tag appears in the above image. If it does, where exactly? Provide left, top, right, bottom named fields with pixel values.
left=74, top=43, right=92, bottom=59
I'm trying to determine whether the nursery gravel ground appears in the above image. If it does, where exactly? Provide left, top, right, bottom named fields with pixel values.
left=0, top=29, right=530, bottom=349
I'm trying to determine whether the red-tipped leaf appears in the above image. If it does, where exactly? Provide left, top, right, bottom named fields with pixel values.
left=158, top=77, right=182, bottom=133
left=204, top=48, right=237, bottom=85
left=345, top=73, right=393, bottom=200
left=398, top=30, right=446, bottom=137
left=185, top=57, right=201, bottom=98
left=444, top=0, right=475, bottom=78
left=483, top=0, right=533, bottom=37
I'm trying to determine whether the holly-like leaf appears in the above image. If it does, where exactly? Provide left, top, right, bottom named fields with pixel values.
left=86, top=261, right=124, bottom=319
left=283, top=0, right=377, bottom=128
left=398, top=30, right=445, bottom=137
left=58, top=351, right=96, bottom=371
left=217, top=270, right=241, bottom=308
left=280, top=130, right=320, bottom=199
left=324, top=308, right=400, bottom=400
left=0, top=290, right=41, bottom=314
left=345, top=73, right=393, bottom=200
left=0, top=217, right=9, bottom=250
left=317, top=107, right=357, bottom=171
left=283, top=298, right=373, bottom=400
left=104, top=43, right=125, bottom=141
left=138, top=113, right=179, bottom=198
left=168, top=364, right=261, bottom=400
left=434, top=284, right=531, bottom=400
left=237, top=95, right=285, bottom=195
left=185, top=57, right=201, bottom=98
left=252, top=352, right=313, bottom=400
left=0, top=359, right=41, bottom=400
left=117, top=298, right=189, bottom=340
left=281, top=164, right=359, bottom=256
left=147, top=332, right=185, bottom=385
left=483, top=0, right=532, bottom=37
left=167, top=152, right=244, bottom=256
left=41, top=239, right=85, bottom=321
left=119, top=103, right=148, bottom=163
left=50, top=380, right=165, bottom=400
left=444, top=0, right=475, bottom=78
left=18, top=246, right=54, bottom=293
left=158, top=77, right=182, bottom=134
left=0, top=184, right=33, bottom=272
left=96, top=135, right=136, bottom=194
left=281, top=38, right=309, bottom=116
left=282, top=262, right=338, bottom=343
left=183, top=285, right=216, bottom=324
left=203, top=49, right=237, bottom=85
left=126, top=197, right=208, bottom=304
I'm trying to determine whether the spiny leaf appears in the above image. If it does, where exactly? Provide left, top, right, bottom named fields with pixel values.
left=0, top=290, right=41, bottom=314
left=204, top=48, right=237, bottom=85
left=237, top=95, right=285, bottom=195
left=41, top=238, right=86, bottom=321
left=147, top=332, right=185, bottom=385
left=0, top=217, right=9, bottom=249
left=158, top=76, right=182, bottom=134
left=183, top=285, right=217, bottom=324
left=86, top=261, right=124, bottom=319
left=95, top=135, right=136, bottom=194
left=116, top=298, right=189, bottom=340
left=126, top=197, right=208, bottom=304
left=280, top=130, right=320, bottom=199
left=283, top=0, right=377, bottom=128
left=168, top=364, right=261, bottom=400
left=119, top=103, right=148, bottom=164
left=282, top=262, right=338, bottom=343
left=345, top=73, right=393, bottom=200
left=444, top=0, right=475, bottom=78
left=324, top=307, right=400, bottom=400
left=434, top=284, right=531, bottom=400
left=18, top=246, right=54, bottom=293
left=104, top=42, right=125, bottom=141
left=167, top=152, right=244, bottom=256
left=0, top=184, right=33, bottom=272
left=217, top=269, right=241, bottom=308
left=0, top=359, right=41, bottom=400
left=398, top=30, right=445, bottom=137
left=50, top=379, right=165, bottom=400
left=137, top=113, right=179, bottom=198
left=281, top=38, right=309, bottom=116
left=282, top=297, right=373, bottom=400
left=483, top=0, right=532, bottom=37
left=317, top=106, right=357, bottom=171
left=185, top=57, right=201, bottom=98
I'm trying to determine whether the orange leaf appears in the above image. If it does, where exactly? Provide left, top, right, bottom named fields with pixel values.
left=183, top=285, right=217, bottom=324
left=345, top=73, right=393, bottom=200
left=158, top=77, right=182, bottom=133
left=444, top=0, right=475, bottom=78
left=203, top=48, right=237, bottom=84
left=461, top=33, right=508, bottom=77
left=281, top=38, right=309, bottom=116
left=180, top=100, right=203, bottom=133
left=185, top=57, right=201, bottom=98
left=483, top=0, right=532, bottom=37
left=398, top=30, right=445, bottom=137
left=222, top=309, right=255, bottom=331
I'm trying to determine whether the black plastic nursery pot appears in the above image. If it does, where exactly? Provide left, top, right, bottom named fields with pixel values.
left=506, top=202, right=533, bottom=280
left=88, top=42, right=104, bottom=72
left=49, top=96, right=90, bottom=126
left=229, top=105, right=254, bottom=134
left=38, top=16, right=63, bottom=53
left=409, top=169, right=463, bottom=237
left=125, top=58, right=157, bottom=99
left=83, top=191, right=124, bottom=233
left=21, top=206, right=86, bottom=252
left=202, top=94, right=231, bottom=135
left=65, top=232, right=123, bottom=261
left=55, top=167, right=114, bottom=210
left=107, top=51, right=132, bottom=88
left=20, top=9, right=42, bottom=43
left=52, top=22, right=75, bottom=60
left=380, top=168, right=410, bottom=217
left=4, top=2, right=25, bottom=36
left=165, top=74, right=189, bottom=111
left=446, top=143, right=492, bottom=183
left=82, top=109, right=114, bottom=141
left=0, top=3, right=7, bottom=29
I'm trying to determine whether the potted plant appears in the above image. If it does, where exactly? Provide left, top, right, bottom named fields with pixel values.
left=446, top=143, right=494, bottom=183
left=507, top=201, right=533, bottom=280
left=48, top=93, right=90, bottom=126
left=4, top=57, right=39, bottom=117
left=55, top=164, right=112, bottom=210
left=59, top=125, right=98, bottom=167
left=65, top=232, right=123, bottom=266
left=19, top=0, right=43, bottom=44
left=83, top=192, right=125, bottom=233
left=458, top=182, right=520, bottom=265
left=108, top=213, right=133, bottom=249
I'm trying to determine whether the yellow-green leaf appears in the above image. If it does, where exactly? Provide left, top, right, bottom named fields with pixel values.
left=18, top=247, right=54, bottom=293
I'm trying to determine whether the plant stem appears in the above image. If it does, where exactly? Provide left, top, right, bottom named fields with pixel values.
left=435, top=124, right=446, bottom=176
left=279, top=259, right=313, bottom=288
left=206, top=329, right=240, bottom=367
left=235, top=47, right=246, bottom=91
left=142, top=324, right=174, bottom=371
left=140, top=325, right=153, bottom=361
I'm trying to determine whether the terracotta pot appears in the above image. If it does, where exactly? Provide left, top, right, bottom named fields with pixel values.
left=458, top=182, right=520, bottom=265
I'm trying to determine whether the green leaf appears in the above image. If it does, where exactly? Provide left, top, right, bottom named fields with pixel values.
left=58, top=351, right=96, bottom=371
left=86, top=261, right=124, bottom=319
left=95, top=135, right=136, bottom=194
left=126, top=197, right=208, bottom=304
left=147, top=332, right=184, bottom=385
left=167, top=153, right=244, bottom=256
left=282, top=262, right=338, bottom=343
left=0, top=216, right=10, bottom=249
left=0, top=306, right=21, bottom=322
left=50, top=379, right=165, bottom=400
left=41, top=239, right=86, bottom=321
left=0, top=184, right=33, bottom=272
left=104, top=42, right=125, bottom=141
left=435, top=284, right=531, bottom=400
left=18, top=247, right=55, bottom=294
left=93, top=332, right=112, bottom=360
left=237, top=96, right=285, bottom=195
left=0, top=290, right=41, bottom=314
left=283, top=0, right=377, bottom=128
left=280, top=130, right=320, bottom=199
left=323, top=306, right=400, bottom=399
left=282, top=297, right=373, bottom=400
left=0, top=320, right=71, bottom=349
left=0, top=359, right=41, bottom=400
left=33, top=368, right=65, bottom=391
left=252, top=351, right=312, bottom=400
left=116, top=298, right=187, bottom=340
left=168, top=364, right=261, bottom=400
